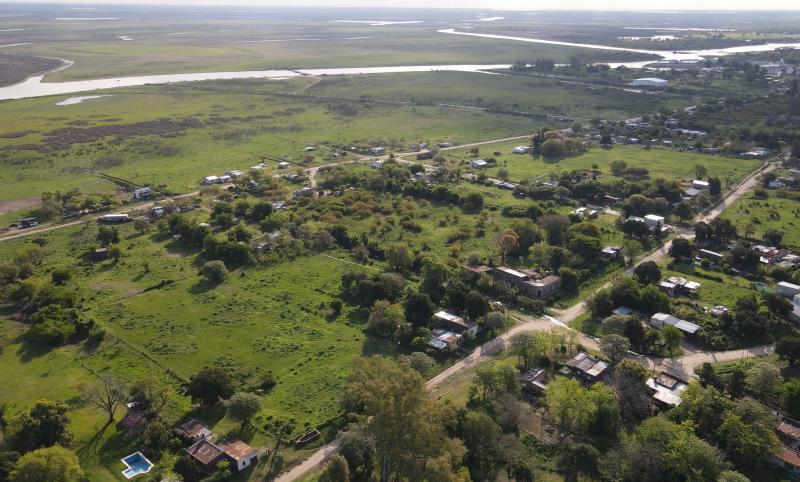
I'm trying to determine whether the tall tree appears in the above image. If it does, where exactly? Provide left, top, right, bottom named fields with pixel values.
left=10, top=446, right=84, bottom=482
left=7, top=401, right=72, bottom=453
left=83, top=375, right=126, bottom=424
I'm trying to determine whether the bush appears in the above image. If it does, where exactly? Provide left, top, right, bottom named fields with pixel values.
left=200, top=260, right=228, bottom=284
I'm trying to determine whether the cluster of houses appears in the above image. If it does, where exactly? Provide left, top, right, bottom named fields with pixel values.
left=177, top=419, right=260, bottom=474
left=519, top=350, right=689, bottom=411
left=570, top=206, right=599, bottom=220
left=658, top=276, right=701, bottom=297
left=201, top=170, right=244, bottom=185
left=464, top=265, right=561, bottom=299
left=626, top=214, right=669, bottom=234
left=755, top=245, right=800, bottom=267
left=427, top=311, right=481, bottom=351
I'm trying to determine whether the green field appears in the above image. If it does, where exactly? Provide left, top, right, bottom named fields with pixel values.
left=421, top=142, right=763, bottom=186
left=719, top=191, right=800, bottom=250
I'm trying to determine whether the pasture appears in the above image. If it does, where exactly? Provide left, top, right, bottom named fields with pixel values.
left=719, top=191, right=800, bottom=250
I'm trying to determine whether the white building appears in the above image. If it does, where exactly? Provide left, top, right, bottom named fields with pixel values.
left=202, top=175, right=220, bottom=185
left=632, top=78, right=668, bottom=88
left=133, top=187, right=151, bottom=200
left=650, top=312, right=700, bottom=335
left=692, top=180, right=709, bottom=190
left=226, top=170, right=244, bottom=179
left=470, top=159, right=488, bottom=169
left=778, top=282, right=800, bottom=299
left=370, top=159, right=384, bottom=169
left=277, top=161, right=290, bottom=169
left=369, top=147, right=386, bottom=154
left=512, top=146, right=530, bottom=154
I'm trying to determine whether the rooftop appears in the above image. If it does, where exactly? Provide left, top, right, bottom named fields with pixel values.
left=187, top=439, right=225, bottom=466
left=219, top=440, right=257, bottom=461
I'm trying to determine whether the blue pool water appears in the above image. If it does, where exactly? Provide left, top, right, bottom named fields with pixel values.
left=121, top=452, right=153, bottom=479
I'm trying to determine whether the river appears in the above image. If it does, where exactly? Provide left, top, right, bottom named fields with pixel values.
left=1, top=29, right=799, bottom=102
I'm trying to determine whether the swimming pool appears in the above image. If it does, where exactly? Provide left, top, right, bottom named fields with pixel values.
left=121, top=452, right=153, bottom=479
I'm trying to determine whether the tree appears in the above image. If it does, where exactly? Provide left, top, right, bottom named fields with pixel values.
left=557, top=443, right=599, bottom=482
left=200, top=260, right=228, bottom=284
left=368, top=301, right=406, bottom=338
left=509, top=332, right=543, bottom=370
left=695, top=164, right=708, bottom=179
left=465, top=291, right=488, bottom=321
left=403, top=291, right=434, bottom=327
left=10, top=446, right=84, bottom=482
left=537, top=214, right=571, bottom=246
left=697, top=362, right=723, bottom=390
left=385, top=244, right=413, bottom=272
left=484, top=311, right=507, bottom=335
left=400, top=352, right=435, bottom=374
left=187, top=367, right=234, bottom=405
left=674, top=201, right=694, bottom=221
left=633, top=261, right=661, bottom=285
left=610, top=360, right=651, bottom=426
left=264, top=418, right=296, bottom=472
left=600, top=334, right=630, bottom=364
left=763, top=228, right=783, bottom=248
left=472, top=363, right=520, bottom=403
left=96, top=226, right=119, bottom=246
left=745, top=362, right=782, bottom=399
left=227, top=392, right=262, bottom=427
left=419, top=260, right=450, bottom=304
left=718, top=470, right=750, bottom=482
left=7, top=401, right=72, bottom=453
left=708, top=177, right=722, bottom=196
left=129, top=376, right=169, bottom=414
left=559, top=267, right=579, bottom=293
left=546, top=378, right=618, bottom=436
left=777, top=336, right=800, bottom=366
left=46, top=267, right=71, bottom=288
left=669, top=238, right=694, bottom=260
left=319, top=454, right=350, bottom=482
left=84, top=375, right=126, bottom=424
left=541, top=139, right=564, bottom=158
left=783, top=378, right=800, bottom=420
left=340, top=430, right=375, bottom=482
left=107, top=245, right=122, bottom=262
left=495, top=229, right=518, bottom=263
left=342, top=357, right=465, bottom=482
left=133, top=219, right=150, bottom=235
left=661, top=325, right=683, bottom=356
left=718, top=399, right=781, bottom=472
left=461, top=411, right=505, bottom=482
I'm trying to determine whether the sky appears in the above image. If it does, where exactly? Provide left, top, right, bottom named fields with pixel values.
left=5, top=0, right=800, bottom=9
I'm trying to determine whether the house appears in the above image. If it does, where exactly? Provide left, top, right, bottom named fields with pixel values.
left=769, top=180, right=787, bottom=189
left=151, top=207, right=165, bottom=218
left=602, top=195, right=621, bottom=206
left=698, top=249, right=723, bottom=263
left=277, top=161, right=290, bottom=169
left=293, top=187, right=314, bottom=198
left=250, top=164, right=266, bottom=171
left=742, top=148, right=769, bottom=159
left=684, top=187, right=701, bottom=198
left=202, top=175, right=220, bottom=185
left=559, top=352, right=609, bottom=383
left=778, top=282, right=800, bottom=299
left=187, top=438, right=226, bottom=472
left=632, top=77, right=668, bottom=88
left=226, top=170, right=244, bottom=178
left=512, top=146, right=530, bottom=154
left=369, top=147, right=385, bottom=155
left=133, top=187, right=151, bottom=200
left=470, top=159, right=488, bottom=169
left=692, top=179, right=709, bottom=190
left=428, top=328, right=462, bottom=351
left=491, top=266, right=530, bottom=286
left=433, top=311, right=479, bottom=336
left=520, top=368, right=547, bottom=394
left=219, top=175, right=232, bottom=184
left=98, top=213, right=132, bottom=223
left=644, top=214, right=666, bottom=231
left=303, top=146, right=315, bottom=152
left=650, top=312, right=701, bottom=336
left=370, top=159, right=384, bottom=169
left=572, top=207, right=599, bottom=220
left=647, top=372, right=688, bottom=408
left=710, top=305, right=729, bottom=317
left=177, top=419, right=213, bottom=441
left=218, top=440, right=259, bottom=472
left=490, top=266, right=560, bottom=298
left=463, top=264, right=493, bottom=276
left=602, top=246, right=624, bottom=260
left=660, top=276, right=701, bottom=296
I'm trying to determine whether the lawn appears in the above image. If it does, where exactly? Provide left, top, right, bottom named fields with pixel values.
left=719, top=191, right=800, bottom=250
left=419, top=142, right=763, bottom=186
left=664, top=262, right=759, bottom=310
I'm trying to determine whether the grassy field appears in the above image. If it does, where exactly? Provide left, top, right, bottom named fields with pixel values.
left=419, top=142, right=763, bottom=186
left=719, top=191, right=800, bottom=250
left=0, top=77, right=536, bottom=204
left=664, top=263, right=759, bottom=309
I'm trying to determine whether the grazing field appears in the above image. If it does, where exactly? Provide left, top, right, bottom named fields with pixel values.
left=719, top=191, right=800, bottom=250
left=0, top=77, right=535, bottom=203
left=423, top=142, right=763, bottom=186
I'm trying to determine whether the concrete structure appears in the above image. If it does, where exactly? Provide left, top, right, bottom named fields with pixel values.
left=277, top=161, right=290, bottom=169
left=370, top=159, right=384, bottom=169
left=520, top=368, right=547, bottom=394
left=489, top=266, right=560, bottom=298
left=572, top=207, right=599, bottom=220
left=778, top=281, right=800, bottom=299
left=470, top=159, right=488, bottom=169
left=647, top=372, right=688, bottom=408
left=632, top=77, right=668, bottom=88
left=133, top=187, right=151, bottom=200
left=691, top=179, right=709, bottom=190
left=428, top=328, right=462, bottom=351
left=602, top=246, right=624, bottom=260
left=698, top=249, right=723, bottom=263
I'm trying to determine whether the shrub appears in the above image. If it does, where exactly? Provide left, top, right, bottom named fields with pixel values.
left=200, top=260, right=229, bottom=284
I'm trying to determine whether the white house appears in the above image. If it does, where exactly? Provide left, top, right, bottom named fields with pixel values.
left=778, top=282, right=800, bottom=299
left=470, top=159, right=488, bottom=169
left=303, top=146, right=315, bottom=152
left=650, top=312, right=700, bottom=335
left=433, top=311, right=479, bottom=336
left=133, top=187, right=151, bottom=200
left=277, top=161, right=290, bottom=169
left=98, top=213, right=132, bottom=223
left=219, top=175, right=232, bottom=184
left=370, top=159, right=384, bottom=169
left=202, top=175, right=220, bottom=185
left=369, top=147, right=386, bottom=154
left=769, top=180, right=786, bottom=189
left=226, top=170, right=244, bottom=178
left=512, top=146, right=530, bottom=154
left=692, top=180, right=709, bottom=190
left=644, top=214, right=666, bottom=231
left=633, top=77, right=668, bottom=88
